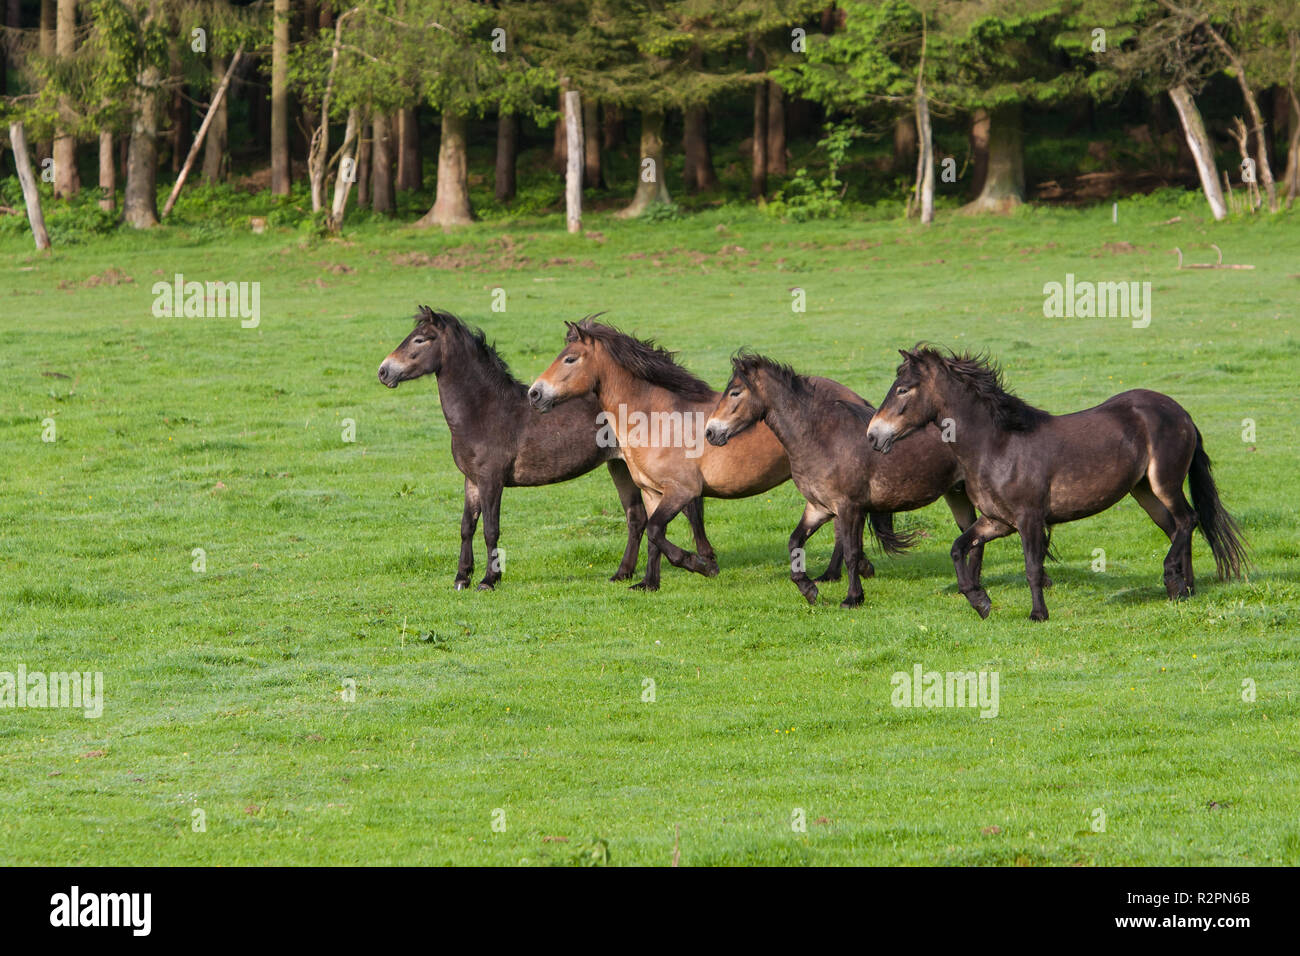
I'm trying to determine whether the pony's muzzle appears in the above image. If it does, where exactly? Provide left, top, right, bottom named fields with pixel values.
left=377, top=359, right=400, bottom=388
left=528, top=383, right=554, bottom=412
left=866, top=421, right=895, bottom=453
left=704, top=420, right=729, bottom=446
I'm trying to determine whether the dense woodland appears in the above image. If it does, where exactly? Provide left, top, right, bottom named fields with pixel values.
left=1, top=1, right=1298, bottom=246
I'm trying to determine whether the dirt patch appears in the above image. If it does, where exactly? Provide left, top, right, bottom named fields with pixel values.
left=58, top=267, right=133, bottom=290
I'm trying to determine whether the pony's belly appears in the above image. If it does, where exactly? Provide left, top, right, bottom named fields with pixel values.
left=1047, top=475, right=1137, bottom=524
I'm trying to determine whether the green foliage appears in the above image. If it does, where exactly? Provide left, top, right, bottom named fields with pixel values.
left=764, top=121, right=860, bottom=222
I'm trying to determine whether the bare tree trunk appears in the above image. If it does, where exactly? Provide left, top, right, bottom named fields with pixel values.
left=168, top=37, right=190, bottom=175
left=766, top=82, right=786, bottom=177
left=124, top=1, right=162, bottom=229
left=328, top=107, right=360, bottom=231
left=397, top=107, right=421, bottom=190
left=603, top=103, right=623, bottom=150
left=356, top=119, right=371, bottom=208
left=1202, top=21, right=1278, bottom=211
left=616, top=108, right=671, bottom=218
left=1285, top=88, right=1300, bottom=206
left=495, top=111, right=517, bottom=202
left=894, top=114, right=918, bottom=172
left=202, top=53, right=230, bottom=184
left=163, top=47, right=243, bottom=217
left=270, top=0, right=291, bottom=195
left=583, top=96, right=604, bottom=189
left=53, top=0, right=79, bottom=197
left=9, top=122, right=52, bottom=249
left=1168, top=83, right=1227, bottom=221
left=969, top=107, right=989, bottom=197
left=914, top=47, right=934, bottom=225
left=552, top=86, right=567, bottom=172
left=37, top=0, right=54, bottom=164
left=98, top=132, right=115, bottom=211
left=370, top=111, right=395, bottom=213
left=963, top=103, right=1023, bottom=212
left=683, top=106, right=717, bottom=193
left=565, top=90, right=582, bottom=233
left=751, top=83, right=768, bottom=199
left=416, top=111, right=473, bottom=226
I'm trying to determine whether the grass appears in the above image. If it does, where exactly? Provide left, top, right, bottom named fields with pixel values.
left=0, top=194, right=1297, bottom=866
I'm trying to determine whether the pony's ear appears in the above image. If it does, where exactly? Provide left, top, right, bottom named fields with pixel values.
left=563, top=320, right=580, bottom=342
left=898, top=348, right=914, bottom=363
left=415, top=305, right=443, bottom=328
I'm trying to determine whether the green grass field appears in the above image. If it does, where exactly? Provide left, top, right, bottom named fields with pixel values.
left=1, top=198, right=1297, bottom=865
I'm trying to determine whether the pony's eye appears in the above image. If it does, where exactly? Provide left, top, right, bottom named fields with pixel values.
left=412, top=337, right=427, bottom=345
left=729, top=390, right=741, bottom=399
left=896, top=386, right=910, bottom=396
left=564, top=355, right=578, bottom=365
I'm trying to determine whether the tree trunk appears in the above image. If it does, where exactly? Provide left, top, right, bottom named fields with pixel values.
left=914, top=79, right=934, bottom=224
left=963, top=103, right=1023, bottom=212
left=565, top=90, right=582, bottom=233
left=583, top=96, right=604, bottom=189
left=1168, top=83, right=1227, bottom=221
left=893, top=114, right=917, bottom=172
left=356, top=120, right=371, bottom=208
left=603, top=103, right=623, bottom=150
left=751, top=83, right=768, bottom=199
left=416, top=110, right=473, bottom=226
left=1284, top=88, right=1300, bottom=206
left=969, top=107, right=989, bottom=197
left=370, top=112, right=395, bottom=213
left=1203, top=23, right=1277, bottom=211
left=53, top=0, right=79, bottom=197
left=766, top=82, right=786, bottom=177
left=98, top=132, right=115, bottom=211
left=37, top=0, right=54, bottom=164
left=495, top=111, right=517, bottom=202
left=163, top=47, right=243, bottom=217
left=397, top=106, right=422, bottom=191
left=202, top=53, right=230, bottom=184
left=328, top=107, right=360, bottom=231
left=616, top=108, right=671, bottom=218
left=124, top=2, right=162, bottom=229
left=9, top=122, right=52, bottom=250
left=553, top=86, right=567, bottom=172
left=168, top=37, right=190, bottom=175
left=270, top=0, right=291, bottom=195
left=683, top=106, right=717, bottom=193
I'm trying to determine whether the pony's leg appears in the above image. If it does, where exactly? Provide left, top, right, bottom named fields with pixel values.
left=1140, top=475, right=1197, bottom=600
left=476, top=482, right=504, bottom=590
left=1130, top=480, right=1182, bottom=597
left=1017, top=513, right=1051, bottom=621
left=682, top=496, right=718, bottom=575
left=814, top=540, right=844, bottom=583
left=789, top=502, right=833, bottom=604
left=455, top=479, right=482, bottom=590
left=942, top=487, right=1012, bottom=588
left=633, top=488, right=665, bottom=591
left=644, top=485, right=718, bottom=579
left=950, top=516, right=1013, bottom=618
left=841, top=509, right=868, bottom=609
left=606, top=460, right=647, bottom=582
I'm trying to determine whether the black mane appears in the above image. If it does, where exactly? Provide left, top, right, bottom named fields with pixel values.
left=415, top=306, right=526, bottom=397
left=731, top=350, right=812, bottom=399
left=912, top=346, right=1048, bottom=432
left=568, top=318, right=715, bottom=400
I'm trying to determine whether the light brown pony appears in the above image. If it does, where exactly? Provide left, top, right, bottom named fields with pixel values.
left=528, top=319, right=868, bottom=590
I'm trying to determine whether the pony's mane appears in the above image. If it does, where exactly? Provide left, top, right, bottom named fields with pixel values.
left=567, top=318, right=715, bottom=400
left=731, top=350, right=812, bottom=399
left=414, top=306, right=526, bottom=396
left=910, top=346, right=1048, bottom=432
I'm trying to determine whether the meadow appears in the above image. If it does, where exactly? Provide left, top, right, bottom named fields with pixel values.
left=1, top=195, right=1297, bottom=865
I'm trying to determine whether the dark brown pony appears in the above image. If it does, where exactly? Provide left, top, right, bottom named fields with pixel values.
left=377, top=307, right=711, bottom=589
left=528, top=319, right=859, bottom=590
left=865, top=347, right=1248, bottom=620
left=705, top=352, right=981, bottom=608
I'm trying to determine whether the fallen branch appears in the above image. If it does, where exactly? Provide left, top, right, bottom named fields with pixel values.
left=1174, top=244, right=1255, bottom=270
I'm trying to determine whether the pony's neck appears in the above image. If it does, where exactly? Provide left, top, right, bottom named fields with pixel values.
left=592, top=348, right=666, bottom=421
left=931, top=369, right=999, bottom=456
left=755, top=373, right=815, bottom=455
left=435, top=337, right=520, bottom=427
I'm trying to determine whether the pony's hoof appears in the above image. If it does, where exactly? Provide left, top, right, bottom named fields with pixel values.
left=1043, top=576, right=1054, bottom=589
left=476, top=581, right=496, bottom=591
left=700, top=558, right=720, bottom=577
left=840, top=596, right=863, bottom=609
left=860, top=564, right=876, bottom=580
left=1029, top=608, right=1048, bottom=622
left=796, top=582, right=819, bottom=604
left=609, top=570, right=634, bottom=582
left=454, top=579, right=470, bottom=591
left=629, top=579, right=659, bottom=592
left=968, top=591, right=992, bottom=618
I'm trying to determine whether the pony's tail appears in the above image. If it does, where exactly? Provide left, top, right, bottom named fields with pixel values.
left=1188, top=428, right=1250, bottom=579
left=868, top=512, right=916, bottom=556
